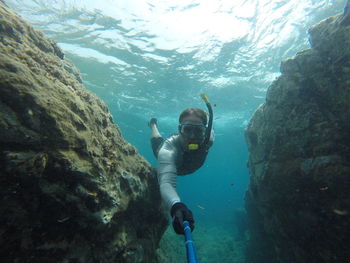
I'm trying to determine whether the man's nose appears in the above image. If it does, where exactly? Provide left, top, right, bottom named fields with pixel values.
left=189, top=132, right=196, bottom=138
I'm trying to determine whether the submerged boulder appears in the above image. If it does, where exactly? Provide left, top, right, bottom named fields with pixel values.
left=0, top=3, right=167, bottom=263
left=245, top=3, right=350, bottom=263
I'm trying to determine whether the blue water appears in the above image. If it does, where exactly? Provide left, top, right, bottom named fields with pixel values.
left=5, top=0, right=347, bottom=261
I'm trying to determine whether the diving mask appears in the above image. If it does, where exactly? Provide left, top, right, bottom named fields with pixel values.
left=179, top=122, right=206, bottom=139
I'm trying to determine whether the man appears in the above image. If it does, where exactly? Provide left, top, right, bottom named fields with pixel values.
left=149, top=95, right=214, bottom=235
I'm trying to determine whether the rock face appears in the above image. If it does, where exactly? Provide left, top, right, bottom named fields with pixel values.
left=245, top=3, right=350, bottom=263
left=0, top=3, right=167, bottom=263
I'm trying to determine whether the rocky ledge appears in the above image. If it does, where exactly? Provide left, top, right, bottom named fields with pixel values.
left=0, top=3, right=167, bottom=263
left=245, top=2, right=350, bottom=263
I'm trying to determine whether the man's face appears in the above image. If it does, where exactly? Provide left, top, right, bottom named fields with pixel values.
left=179, top=116, right=206, bottom=148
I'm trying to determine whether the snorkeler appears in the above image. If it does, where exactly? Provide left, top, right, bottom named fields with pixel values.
left=149, top=94, right=214, bottom=235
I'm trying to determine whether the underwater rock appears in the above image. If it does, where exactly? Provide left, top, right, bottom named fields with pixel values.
left=0, top=3, right=167, bottom=263
left=245, top=3, right=350, bottom=263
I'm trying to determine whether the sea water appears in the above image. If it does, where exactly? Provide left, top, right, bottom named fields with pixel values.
left=5, top=0, right=347, bottom=262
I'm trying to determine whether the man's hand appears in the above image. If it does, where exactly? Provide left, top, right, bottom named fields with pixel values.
left=170, top=202, right=195, bottom=235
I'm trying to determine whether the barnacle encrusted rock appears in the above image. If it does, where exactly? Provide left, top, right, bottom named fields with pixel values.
left=0, top=3, right=167, bottom=262
left=245, top=3, right=350, bottom=263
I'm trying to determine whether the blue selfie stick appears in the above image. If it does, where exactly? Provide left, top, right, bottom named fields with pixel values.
left=183, top=221, right=198, bottom=263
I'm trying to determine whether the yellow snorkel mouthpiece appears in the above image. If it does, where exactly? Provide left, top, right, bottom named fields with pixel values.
left=188, top=144, right=199, bottom=150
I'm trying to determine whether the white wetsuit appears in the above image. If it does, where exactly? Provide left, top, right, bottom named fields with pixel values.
left=157, top=131, right=214, bottom=209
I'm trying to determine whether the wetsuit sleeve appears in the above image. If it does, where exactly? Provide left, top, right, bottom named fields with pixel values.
left=157, top=139, right=180, bottom=209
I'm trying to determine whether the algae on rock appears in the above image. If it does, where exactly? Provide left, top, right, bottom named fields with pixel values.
left=0, top=3, right=167, bottom=262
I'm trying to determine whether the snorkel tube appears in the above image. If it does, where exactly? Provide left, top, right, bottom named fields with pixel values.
left=200, top=93, right=213, bottom=146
